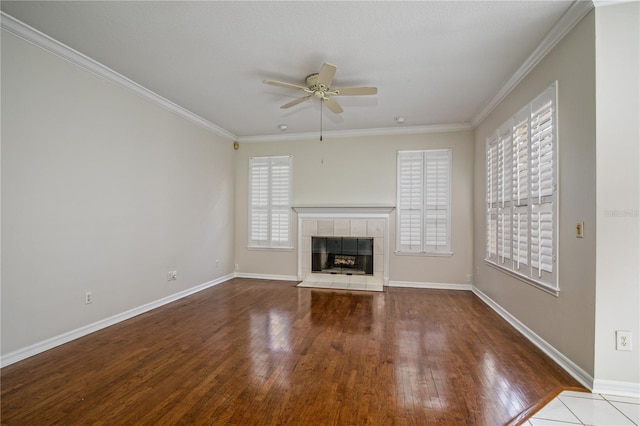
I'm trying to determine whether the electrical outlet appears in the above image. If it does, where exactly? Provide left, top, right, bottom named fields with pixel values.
left=616, top=330, right=632, bottom=351
left=167, top=271, right=177, bottom=281
left=235, top=263, right=239, bottom=271
left=85, top=291, right=92, bottom=305
left=216, top=259, right=219, bottom=268
left=576, top=221, right=584, bottom=238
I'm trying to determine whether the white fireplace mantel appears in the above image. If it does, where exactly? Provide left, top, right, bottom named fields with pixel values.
left=293, top=205, right=395, bottom=287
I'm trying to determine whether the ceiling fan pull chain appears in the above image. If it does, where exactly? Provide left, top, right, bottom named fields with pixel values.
left=320, top=102, right=323, bottom=142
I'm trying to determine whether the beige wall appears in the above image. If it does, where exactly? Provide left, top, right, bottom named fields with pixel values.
left=594, top=2, right=640, bottom=388
left=1, top=32, right=235, bottom=355
left=234, top=131, right=474, bottom=285
left=473, top=12, right=597, bottom=375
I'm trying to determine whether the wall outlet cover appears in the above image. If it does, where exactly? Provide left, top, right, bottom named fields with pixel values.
left=616, top=330, right=632, bottom=351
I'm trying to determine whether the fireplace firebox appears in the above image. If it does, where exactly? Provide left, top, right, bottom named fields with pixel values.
left=311, top=237, right=373, bottom=275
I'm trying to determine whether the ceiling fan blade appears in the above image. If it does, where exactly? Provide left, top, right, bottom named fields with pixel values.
left=323, top=97, right=343, bottom=114
left=317, top=63, right=337, bottom=87
left=280, top=95, right=312, bottom=109
left=332, top=86, right=378, bottom=96
left=263, top=79, right=310, bottom=92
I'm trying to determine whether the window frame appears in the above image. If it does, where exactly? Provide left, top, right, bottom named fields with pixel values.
left=248, top=155, right=293, bottom=250
left=485, top=82, right=558, bottom=294
left=396, top=149, right=452, bottom=256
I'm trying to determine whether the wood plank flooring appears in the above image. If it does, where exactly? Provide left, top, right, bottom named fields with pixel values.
left=1, top=278, right=584, bottom=425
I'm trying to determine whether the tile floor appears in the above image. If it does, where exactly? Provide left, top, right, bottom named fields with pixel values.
left=525, top=390, right=640, bottom=425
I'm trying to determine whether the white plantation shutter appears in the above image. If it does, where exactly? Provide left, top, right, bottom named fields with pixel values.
left=497, top=122, right=513, bottom=208
left=250, top=158, right=269, bottom=243
left=397, top=150, right=451, bottom=254
left=512, top=212, right=528, bottom=271
left=511, top=108, right=529, bottom=271
left=497, top=122, right=512, bottom=264
left=397, top=151, right=423, bottom=252
left=424, top=150, right=450, bottom=252
left=497, top=211, right=511, bottom=264
left=270, top=158, right=291, bottom=246
left=249, top=156, right=292, bottom=248
left=486, top=134, right=498, bottom=260
left=531, top=89, right=555, bottom=201
left=512, top=108, right=529, bottom=207
left=485, top=82, right=557, bottom=291
left=531, top=209, right=553, bottom=275
left=529, top=86, right=555, bottom=280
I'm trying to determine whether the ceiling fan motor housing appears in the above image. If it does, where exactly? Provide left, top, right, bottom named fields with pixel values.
left=305, top=73, right=321, bottom=88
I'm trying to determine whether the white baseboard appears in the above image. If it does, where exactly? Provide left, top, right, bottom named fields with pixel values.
left=592, top=379, right=640, bottom=398
left=471, top=286, right=595, bottom=391
left=387, top=280, right=472, bottom=291
left=0, top=273, right=235, bottom=368
left=234, top=272, right=299, bottom=282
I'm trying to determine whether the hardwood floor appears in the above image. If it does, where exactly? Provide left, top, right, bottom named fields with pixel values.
left=1, top=278, right=584, bottom=425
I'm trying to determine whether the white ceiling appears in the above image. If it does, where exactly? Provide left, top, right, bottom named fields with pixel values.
left=1, top=1, right=583, bottom=140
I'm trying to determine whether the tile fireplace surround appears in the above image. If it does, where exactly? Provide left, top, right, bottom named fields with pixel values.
left=293, top=206, right=395, bottom=291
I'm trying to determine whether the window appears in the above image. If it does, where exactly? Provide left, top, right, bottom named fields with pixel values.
left=486, top=82, right=557, bottom=291
left=397, top=149, right=451, bottom=255
left=249, top=156, right=292, bottom=249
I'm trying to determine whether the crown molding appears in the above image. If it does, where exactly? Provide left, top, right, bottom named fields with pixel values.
left=236, top=123, right=472, bottom=143
left=593, top=0, right=638, bottom=7
left=1, top=12, right=237, bottom=141
left=470, top=0, right=594, bottom=128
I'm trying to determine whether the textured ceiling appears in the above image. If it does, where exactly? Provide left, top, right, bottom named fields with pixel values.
left=1, top=1, right=577, bottom=139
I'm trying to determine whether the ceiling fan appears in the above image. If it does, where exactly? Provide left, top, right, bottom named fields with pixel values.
left=263, top=62, right=377, bottom=114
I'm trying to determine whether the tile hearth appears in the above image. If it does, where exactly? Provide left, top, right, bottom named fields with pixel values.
left=297, top=277, right=383, bottom=292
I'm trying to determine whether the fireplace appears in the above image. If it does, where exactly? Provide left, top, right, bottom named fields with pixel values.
left=312, top=237, right=374, bottom=275
left=293, top=206, right=395, bottom=290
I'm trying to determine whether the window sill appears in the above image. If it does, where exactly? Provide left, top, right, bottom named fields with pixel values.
left=395, top=251, right=453, bottom=258
left=485, top=260, right=559, bottom=297
left=247, top=245, right=294, bottom=252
